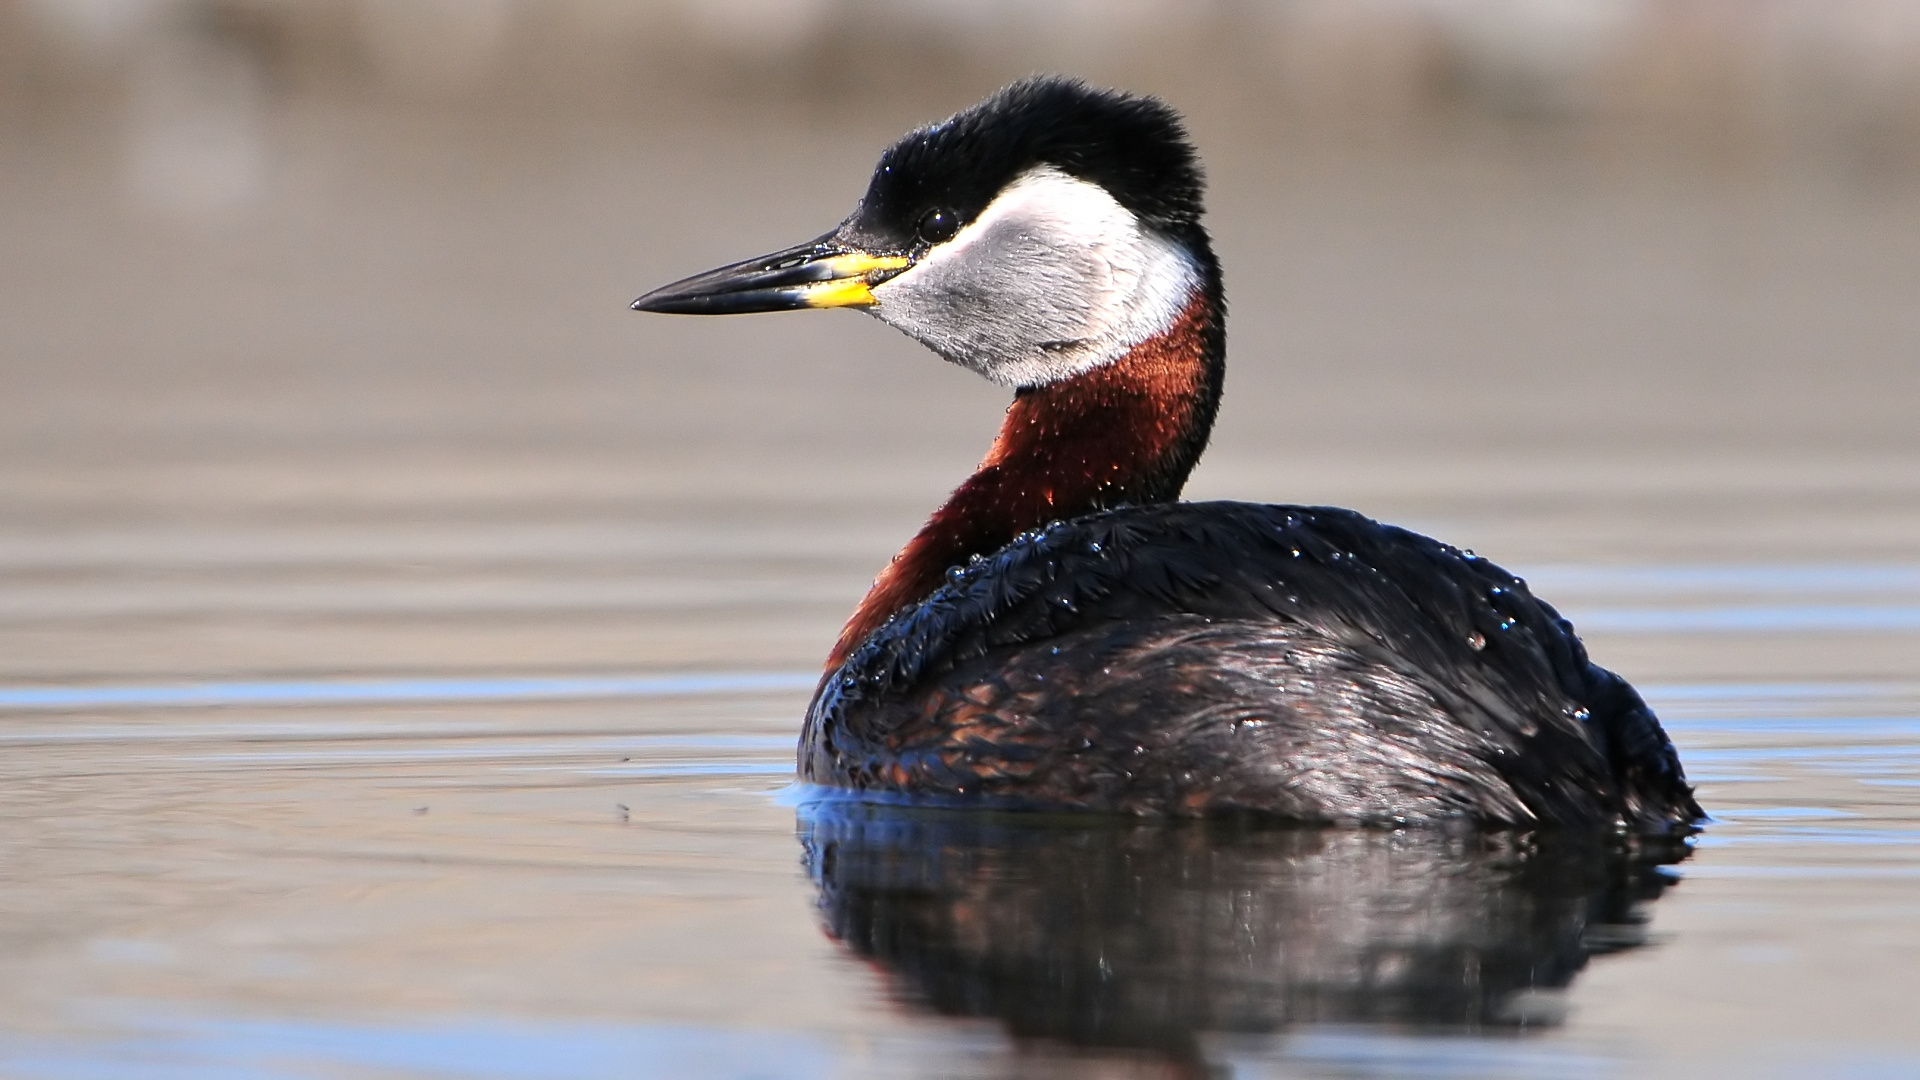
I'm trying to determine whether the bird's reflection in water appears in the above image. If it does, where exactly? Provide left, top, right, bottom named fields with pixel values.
left=799, top=803, right=1686, bottom=1070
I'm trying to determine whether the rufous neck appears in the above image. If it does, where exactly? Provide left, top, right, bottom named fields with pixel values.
left=829, top=290, right=1221, bottom=667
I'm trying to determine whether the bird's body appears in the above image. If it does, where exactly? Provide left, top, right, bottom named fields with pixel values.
left=809, top=502, right=1690, bottom=828
left=635, top=77, right=1700, bottom=830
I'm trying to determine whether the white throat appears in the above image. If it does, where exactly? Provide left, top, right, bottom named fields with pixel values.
left=868, top=166, right=1203, bottom=388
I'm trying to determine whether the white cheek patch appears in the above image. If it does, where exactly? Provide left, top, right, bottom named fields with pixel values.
left=869, top=166, right=1202, bottom=388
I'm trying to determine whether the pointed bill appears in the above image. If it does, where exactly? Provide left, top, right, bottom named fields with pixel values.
left=632, top=236, right=910, bottom=315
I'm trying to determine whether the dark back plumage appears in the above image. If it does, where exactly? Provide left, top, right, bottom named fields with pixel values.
left=804, top=502, right=1700, bottom=830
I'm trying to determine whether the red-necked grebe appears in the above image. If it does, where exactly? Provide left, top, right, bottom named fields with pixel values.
left=634, top=76, right=1701, bottom=830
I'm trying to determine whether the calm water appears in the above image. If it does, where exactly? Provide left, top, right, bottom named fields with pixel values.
left=4, top=76, right=1920, bottom=1078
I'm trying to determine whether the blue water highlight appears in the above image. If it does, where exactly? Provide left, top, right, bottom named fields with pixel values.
left=1525, top=564, right=1920, bottom=593
left=0, top=672, right=818, bottom=711
left=0, top=1017, right=847, bottom=1080
left=1574, top=605, right=1920, bottom=633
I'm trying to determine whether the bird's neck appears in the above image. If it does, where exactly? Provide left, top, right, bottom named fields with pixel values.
left=829, top=289, right=1223, bottom=667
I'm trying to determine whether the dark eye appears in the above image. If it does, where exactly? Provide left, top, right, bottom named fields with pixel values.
left=915, top=206, right=959, bottom=244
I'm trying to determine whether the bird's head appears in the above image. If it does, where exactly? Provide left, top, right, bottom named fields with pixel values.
left=633, top=76, right=1218, bottom=390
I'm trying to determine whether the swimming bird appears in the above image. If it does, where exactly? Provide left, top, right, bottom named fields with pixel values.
left=634, top=76, right=1701, bottom=831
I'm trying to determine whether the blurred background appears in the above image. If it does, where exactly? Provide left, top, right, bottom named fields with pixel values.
left=2, top=0, right=1918, bottom=685
left=4, top=5, right=1920, bottom=1076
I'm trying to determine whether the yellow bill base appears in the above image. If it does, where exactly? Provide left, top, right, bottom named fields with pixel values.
left=801, top=253, right=913, bottom=308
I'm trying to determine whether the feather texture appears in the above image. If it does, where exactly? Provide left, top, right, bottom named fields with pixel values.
left=804, top=502, right=1700, bottom=830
